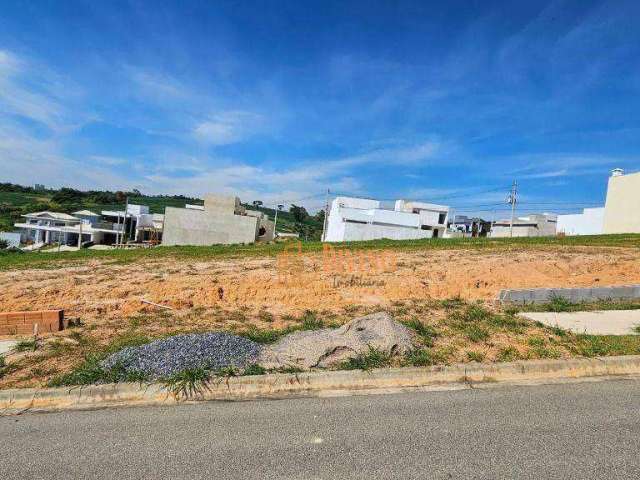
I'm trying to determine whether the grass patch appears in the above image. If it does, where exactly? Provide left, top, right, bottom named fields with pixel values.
left=528, top=346, right=562, bottom=359
left=104, top=332, right=152, bottom=354
left=569, top=334, right=640, bottom=357
left=546, top=296, right=575, bottom=312
left=241, top=326, right=288, bottom=344
left=257, top=310, right=274, bottom=323
left=339, top=347, right=392, bottom=371
left=299, top=310, right=324, bottom=330
left=13, top=338, right=38, bottom=352
left=451, top=305, right=492, bottom=323
left=496, top=346, right=520, bottom=362
left=243, top=364, right=267, bottom=376
left=3, top=234, right=640, bottom=272
left=440, top=296, right=466, bottom=310
left=464, top=325, right=491, bottom=343
left=402, top=318, right=439, bottom=346
left=404, top=348, right=449, bottom=367
left=466, top=351, right=486, bottom=362
left=161, top=368, right=211, bottom=398
left=520, top=298, right=640, bottom=314
left=241, top=312, right=327, bottom=344
left=527, top=336, right=545, bottom=347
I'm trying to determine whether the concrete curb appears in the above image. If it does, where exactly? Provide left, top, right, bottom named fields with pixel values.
left=2, top=355, right=640, bottom=415
left=498, top=284, right=640, bottom=304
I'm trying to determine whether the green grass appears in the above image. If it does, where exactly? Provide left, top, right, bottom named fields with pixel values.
left=2, top=233, right=640, bottom=271
left=568, top=334, right=640, bottom=357
left=402, top=318, right=439, bottom=346
left=466, top=351, right=486, bottom=362
left=339, top=346, right=393, bottom=370
left=161, top=368, right=211, bottom=398
left=464, top=325, right=491, bottom=343
left=13, top=339, right=38, bottom=352
left=496, top=346, right=520, bottom=362
left=404, top=348, right=450, bottom=366
left=243, top=364, right=267, bottom=376
left=240, top=311, right=326, bottom=344
left=516, top=298, right=640, bottom=314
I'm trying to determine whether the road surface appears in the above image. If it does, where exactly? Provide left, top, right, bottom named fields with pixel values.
left=2, top=379, right=640, bottom=479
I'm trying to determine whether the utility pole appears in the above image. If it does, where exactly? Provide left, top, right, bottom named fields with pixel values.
left=274, top=204, right=283, bottom=239
left=121, top=196, right=129, bottom=246
left=321, top=189, right=330, bottom=242
left=450, top=208, right=455, bottom=236
left=508, top=180, right=518, bottom=238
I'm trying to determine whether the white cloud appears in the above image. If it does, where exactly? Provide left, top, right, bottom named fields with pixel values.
left=193, top=110, right=264, bottom=145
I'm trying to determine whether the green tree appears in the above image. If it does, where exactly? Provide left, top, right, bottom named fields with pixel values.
left=290, top=204, right=308, bottom=223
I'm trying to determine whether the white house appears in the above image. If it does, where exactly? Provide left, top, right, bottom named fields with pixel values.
left=556, top=207, right=605, bottom=236
left=14, top=204, right=163, bottom=247
left=323, top=196, right=449, bottom=242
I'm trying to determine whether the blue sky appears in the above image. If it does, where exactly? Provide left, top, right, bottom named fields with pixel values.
left=1, top=0, right=639, bottom=216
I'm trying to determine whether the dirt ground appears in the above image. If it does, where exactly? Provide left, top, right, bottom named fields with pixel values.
left=2, top=246, right=639, bottom=326
left=2, top=245, right=640, bottom=389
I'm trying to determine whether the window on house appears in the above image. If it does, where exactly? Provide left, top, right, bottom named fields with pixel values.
left=438, top=213, right=447, bottom=224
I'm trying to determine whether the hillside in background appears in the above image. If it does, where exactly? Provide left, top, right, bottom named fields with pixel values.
left=0, top=183, right=324, bottom=240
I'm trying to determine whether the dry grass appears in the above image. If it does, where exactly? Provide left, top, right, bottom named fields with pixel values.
left=3, top=297, right=640, bottom=389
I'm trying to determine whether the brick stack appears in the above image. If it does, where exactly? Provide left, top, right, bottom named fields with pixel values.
left=0, top=310, right=64, bottom=335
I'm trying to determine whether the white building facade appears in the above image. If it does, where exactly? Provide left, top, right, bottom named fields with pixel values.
left=14, top=204, right=163, bottom=247
left=323, top=196, right=449, bottom=242
left=556, top=207, right=604, bottom=236
left=603, top=169, right=640, bottom=234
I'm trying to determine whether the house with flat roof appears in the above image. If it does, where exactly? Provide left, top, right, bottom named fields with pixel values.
left=490, top=213, right=557, bottom=238
left=13, top=204, right=163, bottom=247
left=323, top=196, right=449, bottom=242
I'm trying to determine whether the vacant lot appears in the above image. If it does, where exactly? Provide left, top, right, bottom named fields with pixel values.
left=1, top=236, right=640, bottom=388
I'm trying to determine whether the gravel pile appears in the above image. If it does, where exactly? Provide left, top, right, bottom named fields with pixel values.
left=101, top=332, right=263, bottom=379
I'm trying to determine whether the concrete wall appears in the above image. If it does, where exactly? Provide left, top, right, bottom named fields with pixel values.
left=557, top=207, right=604, bottom=236
left=162, top=206, right=259, bottom=246
left=342, top=222, right=431, bottom=241
left=603, top=171, right=640, bottom=233
left=258, top=218, right=275, bottom=241
left=491, top=224, right=539, bottom=238
left=204, top=195, right=243, bottom=215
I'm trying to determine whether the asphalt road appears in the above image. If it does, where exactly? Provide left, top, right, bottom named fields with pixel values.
left=2, top=379, right=640, bottom=479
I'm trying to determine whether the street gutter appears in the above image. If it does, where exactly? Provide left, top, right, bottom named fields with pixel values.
left=2, top=355, right=640, bottom=415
